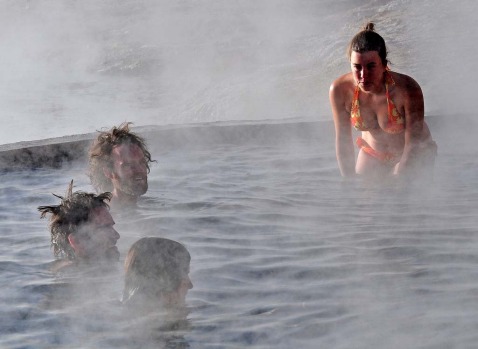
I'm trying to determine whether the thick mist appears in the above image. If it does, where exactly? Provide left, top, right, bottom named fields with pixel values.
left=3, top=0, right=475, bottom=144
left=0, top=0, right=331, bottom=143
left=2, top=2, right=478, bottom=347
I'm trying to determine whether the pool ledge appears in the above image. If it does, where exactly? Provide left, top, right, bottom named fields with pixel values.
left=0, top=133, right=94, bottom=171
left=0, top=119, right=331, bottom=171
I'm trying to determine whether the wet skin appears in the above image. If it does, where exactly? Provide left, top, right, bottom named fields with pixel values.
left=161, top=268, right=193, bottom=306
left=108, top=143, right=148, bottom=203
left=68, top=206, right=120, bottom=261
left=350, top=50, right=387, bottom=94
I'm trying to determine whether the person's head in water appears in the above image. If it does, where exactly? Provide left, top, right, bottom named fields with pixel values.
left=38, top=181, right=120, bottom=265
left=88, top=122, right=154, bottom=206
left=347, top=22, right=388, bottom=66
left=122, top=237, right=193, bottom=309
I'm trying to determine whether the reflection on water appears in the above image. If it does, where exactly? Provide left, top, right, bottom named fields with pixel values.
left=1, top=119, right=478, bottom=348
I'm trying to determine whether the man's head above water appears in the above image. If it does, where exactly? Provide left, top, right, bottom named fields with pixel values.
left=88, top=122, right=154, bottom=206
left=38, top=181, right=120, bottom=264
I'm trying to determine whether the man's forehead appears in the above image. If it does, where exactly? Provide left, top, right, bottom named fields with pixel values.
left=111, top=143, right=144, bottom=159
left=90, top=206, right=114, bottom=225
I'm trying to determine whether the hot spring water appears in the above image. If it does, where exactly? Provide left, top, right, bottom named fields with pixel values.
left=2, top=0, right=478, bottom=348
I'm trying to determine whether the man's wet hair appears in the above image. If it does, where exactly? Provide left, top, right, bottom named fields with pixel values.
left=38, top=180, right=112, bottom=260
left=88, top=122, right=154, bottom=193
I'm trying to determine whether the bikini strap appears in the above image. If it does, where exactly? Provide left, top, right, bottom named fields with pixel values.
left=384, top=71, right=405, bottom=132
left=350, top=85, right=364, bottom=130
left=352, top=85, right=360, bottom=109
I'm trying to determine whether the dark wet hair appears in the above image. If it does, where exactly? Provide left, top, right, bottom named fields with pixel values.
left=347, top=22, right=388, bottom=66
left=88, top=122, right=154, bottom=193
left=38, top=180, right=112, bottom=260
left=122, top=237, right=191, bottom=304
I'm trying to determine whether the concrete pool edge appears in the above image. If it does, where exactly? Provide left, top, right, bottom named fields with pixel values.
left=0, top=120, right=326, bottom=171
left=0, top=136, right=93, bottom=171
left=0, top=115, right=457, bottom=172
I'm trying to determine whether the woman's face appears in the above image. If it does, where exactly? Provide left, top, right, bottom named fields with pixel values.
left=159, top=266, right=193, bottom=307
left=175, top=274, right=193, bottom=306
left=350, top=50, right=386, bottom=93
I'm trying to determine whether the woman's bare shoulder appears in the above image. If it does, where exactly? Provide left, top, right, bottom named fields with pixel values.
left=390, top=71, right=422, bottom=91
left=389, top=71, right=424, bottom=115
left=330, top=72, right=355, bottom=103
left=330, top=72, right=354, bottom=89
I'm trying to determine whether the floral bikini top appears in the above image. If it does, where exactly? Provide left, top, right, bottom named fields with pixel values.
left=350, top=71, right=405, bottom=134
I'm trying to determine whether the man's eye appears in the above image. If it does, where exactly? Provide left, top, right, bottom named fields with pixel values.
left=77, top=233, right=92, bottom=241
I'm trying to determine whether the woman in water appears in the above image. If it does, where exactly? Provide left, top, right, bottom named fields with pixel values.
left=122, top=237, right=193, bottom=312
left=120, top=237, right=193, bottom=347
left=329, top=23, right=436, bottom=178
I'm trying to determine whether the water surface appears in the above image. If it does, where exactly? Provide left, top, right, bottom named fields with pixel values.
left=2, top=118, right=478, bottom=348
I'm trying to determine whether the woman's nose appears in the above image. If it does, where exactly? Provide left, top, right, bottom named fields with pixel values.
left=359, top=68, right=366, bottom=79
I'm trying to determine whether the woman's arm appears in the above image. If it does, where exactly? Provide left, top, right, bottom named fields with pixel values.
left=329, top=81, right=356, bottom=177
left=394, top=77, right=425, bottom=176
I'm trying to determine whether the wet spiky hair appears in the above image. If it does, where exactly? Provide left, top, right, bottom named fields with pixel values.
left=38, top=180, right=112, bottom=260
left=88, top=122, right=154, bottom=193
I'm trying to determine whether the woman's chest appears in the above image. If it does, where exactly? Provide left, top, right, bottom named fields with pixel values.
left=351, top=92, right=405, bottom=132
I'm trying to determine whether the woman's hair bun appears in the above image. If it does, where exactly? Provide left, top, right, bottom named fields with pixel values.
left=363, top=22, right=375, bottom=32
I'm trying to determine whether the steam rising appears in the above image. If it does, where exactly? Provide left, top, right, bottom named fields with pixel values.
left=1, top=0, right=476, bottom=144
left=1, top=0, right=478, bottom=348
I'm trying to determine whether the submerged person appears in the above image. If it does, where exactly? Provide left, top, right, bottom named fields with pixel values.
left=329, top=22, right=437, bottom=179
left=122, top=237, right=193, bottom=313
left=88, top=122, right=154, bottom=208
left=38, top=180, right=120, bottom=274
left=119, top=238, right=193, bottom=348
